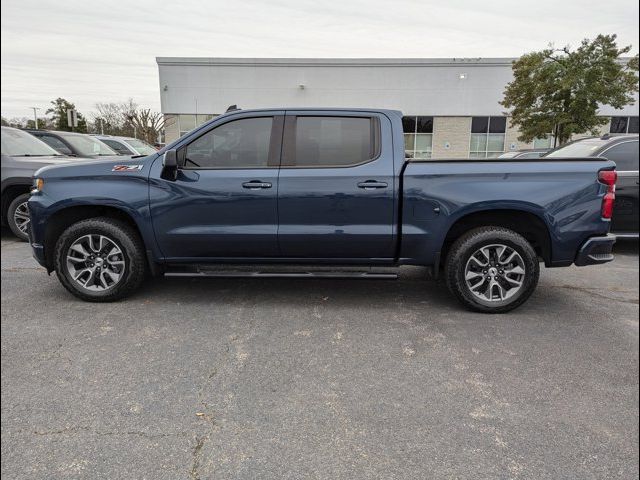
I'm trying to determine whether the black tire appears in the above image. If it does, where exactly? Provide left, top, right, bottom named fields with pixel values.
left=54, top=217, right=146, bottom=302
left=444, top=226, right=540, bottom=313
left=7, top=193, right=31, bottom=241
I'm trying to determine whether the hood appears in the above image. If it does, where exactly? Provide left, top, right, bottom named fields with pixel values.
left=6, top=154, right=79, bottom=169
left=34, top=153, right=158, bottom=179
left=0, top=154, right=92, bottom=180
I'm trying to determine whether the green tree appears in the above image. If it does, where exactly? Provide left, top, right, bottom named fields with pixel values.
left=46, top=97, right=88, bottom=133
left=501, top=34, right=639, bottom=146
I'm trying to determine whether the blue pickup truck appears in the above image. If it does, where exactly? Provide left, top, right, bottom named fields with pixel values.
left=28, top=108, right=617, bottom=312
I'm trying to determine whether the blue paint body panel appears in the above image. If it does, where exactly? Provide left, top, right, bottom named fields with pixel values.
left=401, top=160, right=612, bottom=266
left=28, top=108, right=615, bottom=272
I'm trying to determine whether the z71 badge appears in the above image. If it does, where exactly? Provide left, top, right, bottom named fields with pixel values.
left=112, top=164, right=144, bottom=172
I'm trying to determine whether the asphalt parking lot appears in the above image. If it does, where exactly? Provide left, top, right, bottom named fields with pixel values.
left=1, top=230, right=638, bottom=480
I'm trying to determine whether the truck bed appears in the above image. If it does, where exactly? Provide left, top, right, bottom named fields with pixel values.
left=399, top=157, right=614, bottom=267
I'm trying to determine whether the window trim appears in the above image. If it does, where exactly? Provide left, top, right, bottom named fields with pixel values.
left=177, top=115, right=284, bottom=170
left=599, top=139, right=639, bottom=173
left=280, top=114, right=381, bottom=169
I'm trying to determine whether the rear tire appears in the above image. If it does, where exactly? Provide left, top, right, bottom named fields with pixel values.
left=444, top=227, right=540, bottom=313
left=54, top=217, right=146, bottom=302
left=7, top=193, right=31, bottom=241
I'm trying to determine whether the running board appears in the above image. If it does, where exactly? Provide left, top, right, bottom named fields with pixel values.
left=164, top=264, right=398, bottom=279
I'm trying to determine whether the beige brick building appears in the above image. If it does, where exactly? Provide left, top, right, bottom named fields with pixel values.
left=157, top=58, right=638, bottom=156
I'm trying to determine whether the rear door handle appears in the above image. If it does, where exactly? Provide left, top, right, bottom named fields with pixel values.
left=242, top=181, right=272, bottom=189
left=357, top=180, right=388, bottom=190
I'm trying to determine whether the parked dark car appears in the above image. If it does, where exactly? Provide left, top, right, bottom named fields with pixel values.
left=545, top=134, right=638, bottom=237
left=26, top=130, right=120, bottom=158
left=29, top=108, right=617, bottom=313
left=498, top=149, right=550, bottom=159
left=1, top=127, right=80, bottom=240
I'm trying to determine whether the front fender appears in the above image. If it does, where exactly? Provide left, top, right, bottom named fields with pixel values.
left=28, top=175, right=161, bottom=265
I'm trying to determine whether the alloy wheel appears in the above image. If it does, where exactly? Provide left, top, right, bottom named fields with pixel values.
left=464, top=243, right=526, bottom=302
left=65, top=234, right=126, bottom=291
left=13, top=201, right=30, bottom=235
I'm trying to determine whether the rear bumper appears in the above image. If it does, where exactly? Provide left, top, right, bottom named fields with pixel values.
left=574, top=234, right=616, bottom=266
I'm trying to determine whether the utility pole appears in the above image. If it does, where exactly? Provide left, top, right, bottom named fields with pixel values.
left=30, top=107, right=40, bottom=129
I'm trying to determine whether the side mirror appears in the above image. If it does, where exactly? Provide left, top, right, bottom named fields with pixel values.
left=161, top=149, right=178, bottom=180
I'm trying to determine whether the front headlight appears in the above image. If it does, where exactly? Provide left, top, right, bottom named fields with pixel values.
left=31, top=178, right=44, bottom=193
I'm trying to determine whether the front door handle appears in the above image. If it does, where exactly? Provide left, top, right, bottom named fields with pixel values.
left=357, top=180, right=388, bottom=190
left=242, top=180, right=272, bottom=189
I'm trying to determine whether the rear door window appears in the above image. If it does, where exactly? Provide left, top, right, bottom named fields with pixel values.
left=102, top=139, right=133, bottom=155
left=38, top=135, right=73, bottom=155
left=602, top=141, right=639, bottom=171
left=284, top=116, right=377, bottom=167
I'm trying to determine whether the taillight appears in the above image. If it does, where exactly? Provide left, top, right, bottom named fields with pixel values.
left=598, top=170, right=617, bottom=188
left=598, top=169, right=617, bottom=219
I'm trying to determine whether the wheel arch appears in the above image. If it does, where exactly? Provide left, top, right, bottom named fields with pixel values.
left=42, top=204, right=154, bottom=273
left=441, top=208, right=552, bottom=267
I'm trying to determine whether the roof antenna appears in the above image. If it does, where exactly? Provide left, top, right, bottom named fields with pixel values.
left=226, top=105, right=240, bottom=112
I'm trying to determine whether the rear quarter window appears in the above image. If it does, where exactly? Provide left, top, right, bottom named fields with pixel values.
left=601, top=141, right=639, bottom=171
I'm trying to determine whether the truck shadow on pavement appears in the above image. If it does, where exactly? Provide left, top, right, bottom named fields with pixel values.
left=3, top=228, right=637, bottom=315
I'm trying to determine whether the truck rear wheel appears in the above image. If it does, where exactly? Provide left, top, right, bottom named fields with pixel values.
left=444, top=227, right=540, bottom=313
left=53, top=217, right=146, bottom=302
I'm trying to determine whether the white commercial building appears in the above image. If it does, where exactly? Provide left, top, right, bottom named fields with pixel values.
left=156, top=57, right=639, bottom=157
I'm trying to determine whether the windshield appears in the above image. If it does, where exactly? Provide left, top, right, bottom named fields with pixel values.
left=59, top=133, right=117, bottom=156
left=544, top=139, right=607, bottom=158
left=1, top=127, right=60, bottom=156
left=125, top=138, right=157, bottom=155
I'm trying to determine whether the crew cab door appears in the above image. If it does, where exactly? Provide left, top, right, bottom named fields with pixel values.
left=277, top=111, right=396, bottom=259
left=601, top=139, right=639, bottom=234
left=149, top=112, right=284, bottom=259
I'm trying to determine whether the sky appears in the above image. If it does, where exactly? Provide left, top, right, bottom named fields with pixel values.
left=1, top=0, right=638, bottom=120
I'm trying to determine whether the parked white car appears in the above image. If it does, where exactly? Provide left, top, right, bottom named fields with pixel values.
left=92, top=135, right=158, bottom=156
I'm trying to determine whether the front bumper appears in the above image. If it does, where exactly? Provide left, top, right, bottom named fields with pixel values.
left=574, top=234, right=616, bottom=266
left=31, top=242, right=47, bottom=268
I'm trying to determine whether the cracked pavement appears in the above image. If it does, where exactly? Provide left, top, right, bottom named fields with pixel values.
left=1, top=229, right=638, bottom=479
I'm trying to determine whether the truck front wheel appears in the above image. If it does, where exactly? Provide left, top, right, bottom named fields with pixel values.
left=444, top=227, right=540, bottom=313
left=53, top=217, right=146, bottom=302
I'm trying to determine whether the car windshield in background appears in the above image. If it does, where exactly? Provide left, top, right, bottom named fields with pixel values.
left=544, top=139, right=607, bottom=158
left=0, top=127, right=60, bottom=156
left=126, top=138, right=157, bottom=155
left=60, top=133, right=117, bottom=156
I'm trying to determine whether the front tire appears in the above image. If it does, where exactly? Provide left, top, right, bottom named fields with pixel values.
left=444, top=227, right=540, bottom=313
left=7, top=193, right=31, bottom=241
left=54, top=217, right=146, bottom=302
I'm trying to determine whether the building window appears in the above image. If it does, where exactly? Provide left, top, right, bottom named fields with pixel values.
left=178, top=114, right=218, bottom=137
left=470, top=116, right=506, bottom=158
left=403, top=116, right=433, bottom=159
left=610, top=116, right=639, bottom=134
left=178, top=114, right=195, bottom=137
left=533, top=135, right=555, bottom=149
